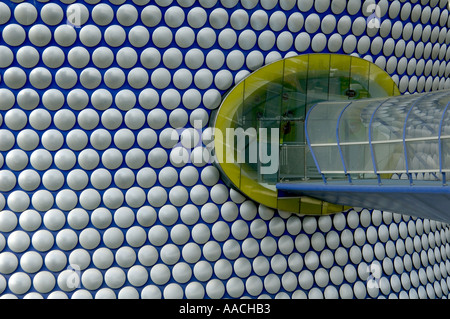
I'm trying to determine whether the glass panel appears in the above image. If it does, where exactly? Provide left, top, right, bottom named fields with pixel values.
left=235, top=119, right=258, bottom=167
left=373, top=142, right=406, bottom=172
left=369, top=89, right=407, bottom=175
left=404, top=92, right=449, bottom=140
left=305, top=147, right=322, bottom=179
left=349, top=56, right=370, bottom=99
left=280, top=118, right=304, bottom=181
left=370, top=95, right=413, bottom=142
left=441, top=117, right=450, bottom=140
left=341, top=144, right=374, bottom=173
left=441, top=139, right=450, bottom=171
left=243, top=60, right=284, bottom=119
left=338, top=99, right=384, bottom=173
left=257, top=119, right=280, bottom=184
left=328, top=54, right=351, bottom=101
left=441, top=104, right=450, bottom=171
left=406, top=140, right=439, bottom=171
left=306, top=54, right=330, bottom=113
left=281, top=119, right=304, bottom=145
left=279, top=144, right=305, bottom=181
left=339, top=99, right=384, bottom=144
left=242, top=60, right=284, bottom=128
left=307, top=101, right=349, bottom=145
left=311, top=145, right=345, bottom=173
left=368, top=62, right=397, bottom=97
left=403, top=91, right=448, bottom=173
left=436, top=91, right=450, bottom=110
left=282, top=55, right=308, bottom=121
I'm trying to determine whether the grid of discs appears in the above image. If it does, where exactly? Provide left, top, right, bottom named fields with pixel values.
left=0, top=0, right=449, bottom=299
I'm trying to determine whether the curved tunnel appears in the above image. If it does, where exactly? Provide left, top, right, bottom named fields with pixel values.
left=279, top=88, right=450, bottom=223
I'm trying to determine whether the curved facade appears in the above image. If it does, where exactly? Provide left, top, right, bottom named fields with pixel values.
left=0, top=0, right=449, bottom=300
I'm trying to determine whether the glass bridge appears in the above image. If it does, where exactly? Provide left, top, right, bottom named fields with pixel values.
left=278, top=89, right=450, bottom=223
left=211, top=53, right=450, bottom=223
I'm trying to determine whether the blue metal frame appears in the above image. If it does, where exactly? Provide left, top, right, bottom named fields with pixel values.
left=402, top=93, right=430, bottom=184
left=276, top=180, right=450, bottom=223
left=277, top=181, right=450, bottom=194
left=438, top=101, right=450, bottom=185
left=368, top=99, right=391, bottom=184
left=304, top=102, right=328, bottom=184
